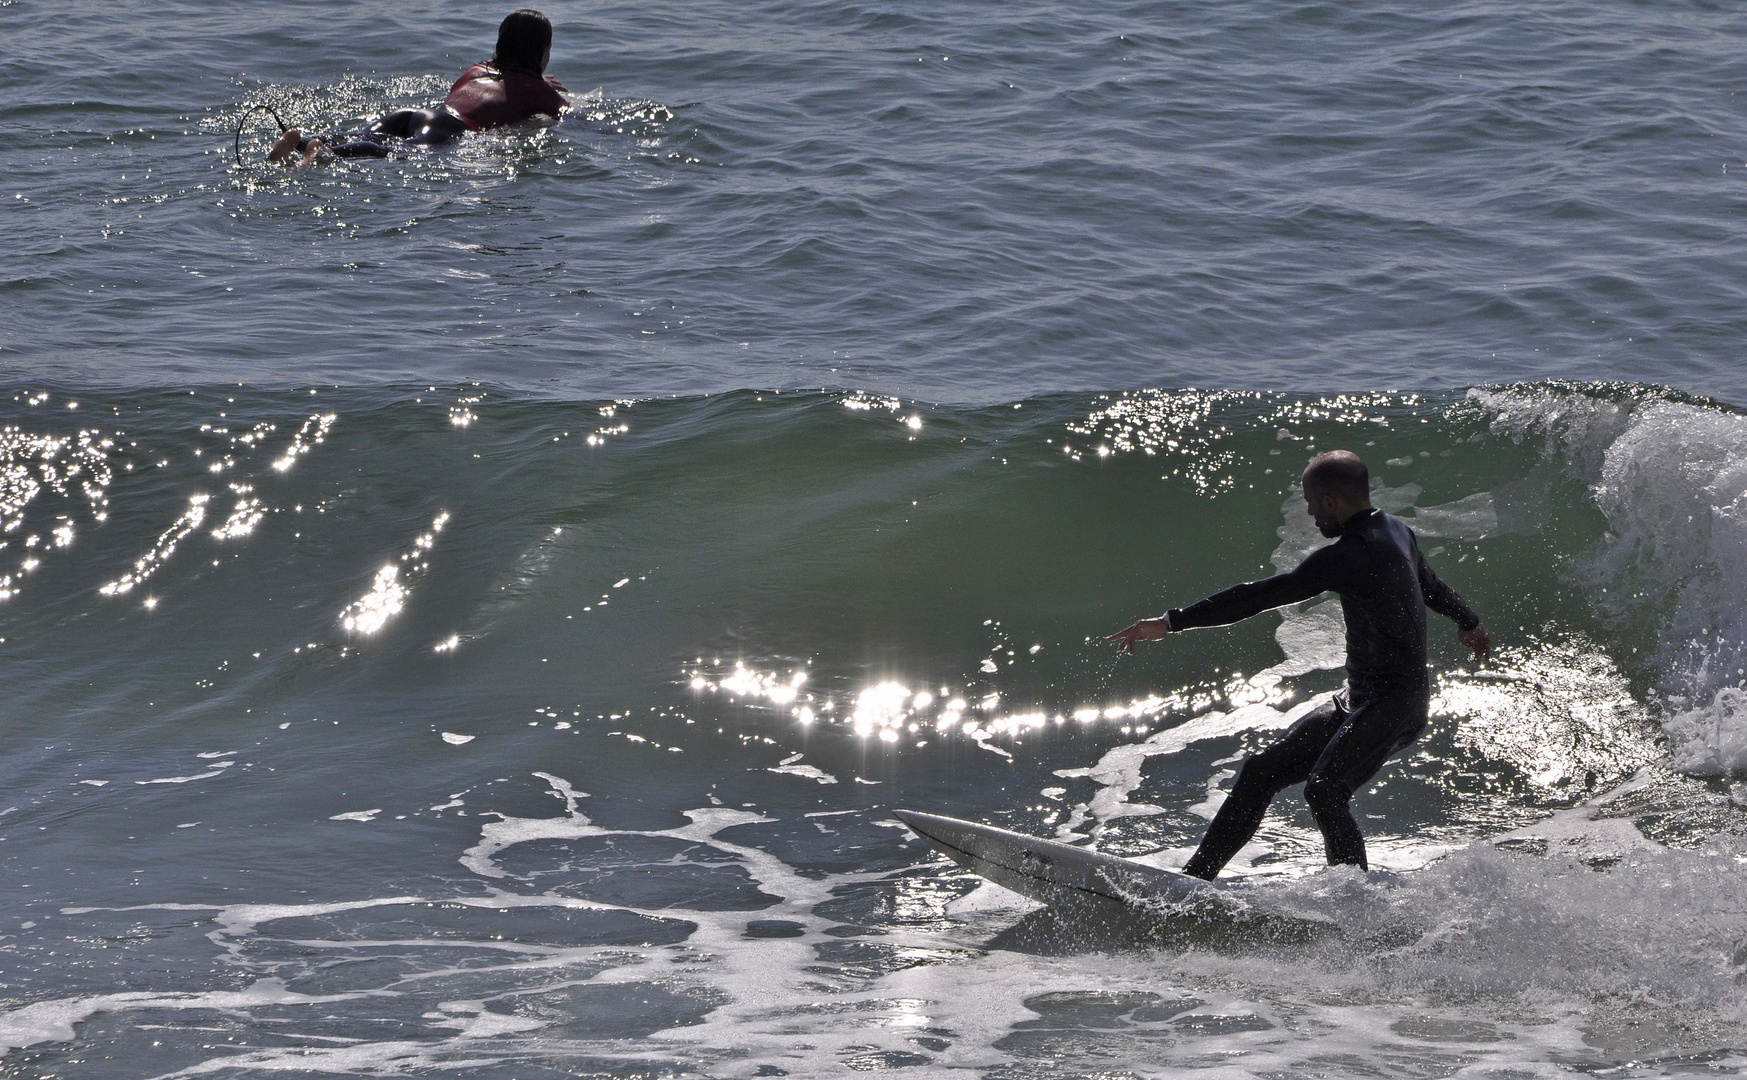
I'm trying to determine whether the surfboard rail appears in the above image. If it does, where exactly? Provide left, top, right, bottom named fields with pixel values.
left=893, top=808, right=1217, bottom=909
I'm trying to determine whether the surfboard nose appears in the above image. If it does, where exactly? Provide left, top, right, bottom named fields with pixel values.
left=891, top=808, right=948, bottom=839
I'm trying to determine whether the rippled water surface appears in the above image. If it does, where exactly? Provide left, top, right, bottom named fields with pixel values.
left=9, top=0, right=1747, bottom=399
left=5, top=1, right=1747, bottom=1077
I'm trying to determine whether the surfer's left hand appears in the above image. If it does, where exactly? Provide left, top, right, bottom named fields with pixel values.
left=1458, top=623, right=1492, bottom=663
left=1106, top=617, right=1169, bottom=653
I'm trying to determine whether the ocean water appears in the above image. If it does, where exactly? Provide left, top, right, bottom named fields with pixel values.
left=5, top=2, right=1747, bottom=1078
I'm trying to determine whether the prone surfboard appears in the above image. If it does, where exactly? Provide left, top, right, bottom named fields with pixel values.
left=893, top=809, right=1220, bottom=910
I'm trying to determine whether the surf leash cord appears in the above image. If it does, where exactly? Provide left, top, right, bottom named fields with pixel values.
left=234, top=102, right=290, bottom=167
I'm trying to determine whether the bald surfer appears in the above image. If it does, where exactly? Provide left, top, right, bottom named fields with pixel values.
left=1106, top=450, right=1491, bottom=879
left=269, top=9, right=570, bottom=165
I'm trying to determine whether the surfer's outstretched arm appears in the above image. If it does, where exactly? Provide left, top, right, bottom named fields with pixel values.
left=1108, top=548, right=1336, bottom=653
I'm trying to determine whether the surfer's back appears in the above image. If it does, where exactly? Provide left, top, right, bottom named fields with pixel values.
left=1167, top=507, right=1478, bottom=689
left=1328, top=509, right=1433, bottom=688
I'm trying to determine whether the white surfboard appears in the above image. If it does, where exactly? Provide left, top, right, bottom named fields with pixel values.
left=894, top=809, right=1220, bottom=910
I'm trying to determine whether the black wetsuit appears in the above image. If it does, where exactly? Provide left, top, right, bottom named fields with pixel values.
left=304, top=107, right=470, bottom=159
left=1167, top=507, right=1480, bottom=878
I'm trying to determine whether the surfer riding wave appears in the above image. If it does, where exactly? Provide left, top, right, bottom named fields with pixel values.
left=1107, top=450, right=1492, bottom=879
left=268, top=9, right=570, bottom=165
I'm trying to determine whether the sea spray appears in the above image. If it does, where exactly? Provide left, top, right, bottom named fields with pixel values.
left=1469, top=383, right=1747, bottom=777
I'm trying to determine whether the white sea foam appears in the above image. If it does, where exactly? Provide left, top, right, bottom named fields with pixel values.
left=1216, top=835, right=1747, bottom=1024
left=16, top=764, right=1746, bottom=1078
left=767, top=757, right=839, bottom=784
left=1471, top=385, right=1747, bottom=776
left=1664, top=686, right=1747, bottom=775
left=134, top=760, right=234, bottom=785
left=0, top=980, right=369, bottom=1055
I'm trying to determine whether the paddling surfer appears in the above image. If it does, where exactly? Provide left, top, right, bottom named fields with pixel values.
left=1106, top=450, right=1491, bottom=879
left=269, top=9, right=570, bottom=165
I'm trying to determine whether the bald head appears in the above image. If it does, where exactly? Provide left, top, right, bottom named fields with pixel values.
left=1302, top=450, right=1370, bottom=502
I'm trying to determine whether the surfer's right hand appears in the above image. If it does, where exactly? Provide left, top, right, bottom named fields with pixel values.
left=1458, top=623, right=1492, bottom=663
left=1105, top=617, right=1170, bottom=653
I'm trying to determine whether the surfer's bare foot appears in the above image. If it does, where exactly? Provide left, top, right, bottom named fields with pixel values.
left=268, top=128, right=302, bottom=163
left=297, top=138, right=330, bottom=167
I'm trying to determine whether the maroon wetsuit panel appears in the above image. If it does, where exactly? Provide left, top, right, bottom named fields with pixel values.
left=442, top=64, right=568, bottom=131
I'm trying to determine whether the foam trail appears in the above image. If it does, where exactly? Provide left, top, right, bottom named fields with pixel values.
left=0, top=982, right=372, bottom=1055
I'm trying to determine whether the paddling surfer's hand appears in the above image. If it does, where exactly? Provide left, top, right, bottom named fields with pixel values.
left=1106, top=617, right=1169, bottom=654
left=1459, top=624, right=1492, bottom=664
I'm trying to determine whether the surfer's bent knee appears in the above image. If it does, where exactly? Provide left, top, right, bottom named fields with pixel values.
left=1301, top=774, right=1351, bottom=813
left=1231, top=754, right=1272, bottom=792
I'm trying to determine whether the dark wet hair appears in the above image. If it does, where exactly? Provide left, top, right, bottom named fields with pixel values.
left=489, top=9, right=552, bottom=75
left=1302, top=450, right=1370, bottom=501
